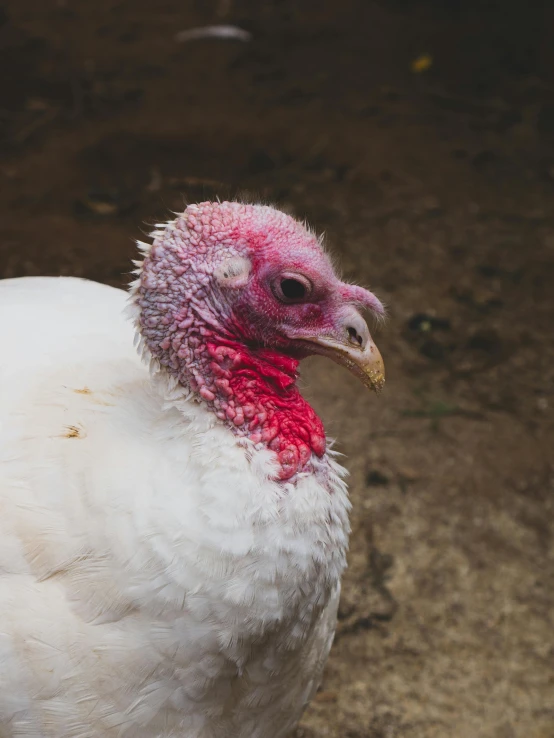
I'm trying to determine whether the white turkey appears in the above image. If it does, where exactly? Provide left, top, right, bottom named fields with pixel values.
left=0, top=201, right=385, bottom=738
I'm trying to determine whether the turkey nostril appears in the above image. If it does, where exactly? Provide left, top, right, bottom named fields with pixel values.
left=347, top=326, right=363, bottom=347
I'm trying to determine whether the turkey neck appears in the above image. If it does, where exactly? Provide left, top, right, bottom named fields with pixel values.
left=150, top=318, right=326, bottom=481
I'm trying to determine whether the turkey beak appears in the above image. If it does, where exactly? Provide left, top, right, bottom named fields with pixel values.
left=302, top=308, right=385, bottom=393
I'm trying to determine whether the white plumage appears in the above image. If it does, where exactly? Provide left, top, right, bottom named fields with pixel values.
left=0, top=276, right=349, bottom=737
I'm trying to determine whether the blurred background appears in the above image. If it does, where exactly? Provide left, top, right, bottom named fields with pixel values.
left=1, top=1, right=553, bottom=736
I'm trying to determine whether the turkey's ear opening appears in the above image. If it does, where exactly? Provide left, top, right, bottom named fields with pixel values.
left=214, top=256, right=252, bottom=289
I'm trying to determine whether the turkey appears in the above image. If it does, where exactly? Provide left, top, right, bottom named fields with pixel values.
left=0, top=201, right=385, bottom=738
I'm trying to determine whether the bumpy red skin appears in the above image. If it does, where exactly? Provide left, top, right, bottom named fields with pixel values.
left=136, top=202, right=382, bottom=480
left=195, top=339, right=325, bottom=479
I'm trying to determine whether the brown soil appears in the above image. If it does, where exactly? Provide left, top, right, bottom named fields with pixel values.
left=1, top=2, right=553, bottom=737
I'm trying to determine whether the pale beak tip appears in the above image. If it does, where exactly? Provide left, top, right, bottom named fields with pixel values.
left=365, top=367, right=385, bottom=393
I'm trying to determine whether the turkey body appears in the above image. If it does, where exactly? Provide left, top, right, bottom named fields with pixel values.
left=0, top=277, right=350, bottom=738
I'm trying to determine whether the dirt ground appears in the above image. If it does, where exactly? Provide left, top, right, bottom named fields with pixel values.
left=1, top=1, right=553, bottom=736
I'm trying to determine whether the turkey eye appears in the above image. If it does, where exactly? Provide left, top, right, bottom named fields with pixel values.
left=272, top=273, right=312, bottom=303
left=280, top=278, right=307, bottom=300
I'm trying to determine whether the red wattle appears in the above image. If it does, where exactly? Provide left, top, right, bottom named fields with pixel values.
left=203, top=338, right=326, bottom=480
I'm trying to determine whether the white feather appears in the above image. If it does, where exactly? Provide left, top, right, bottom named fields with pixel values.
left=0, top=276, right=350, bottom=738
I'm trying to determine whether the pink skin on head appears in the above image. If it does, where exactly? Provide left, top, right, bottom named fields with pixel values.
left=136, top=202, right=383, bottom=481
